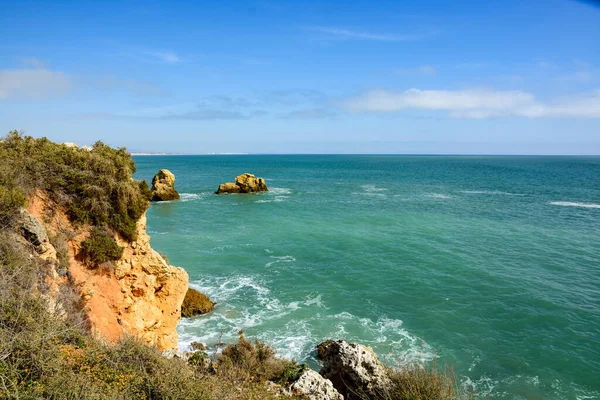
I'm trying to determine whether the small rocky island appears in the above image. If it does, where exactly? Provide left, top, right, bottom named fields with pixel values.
left=215, top=173, right=268, bottom=194
left=151, top=169, right=180, bottom=201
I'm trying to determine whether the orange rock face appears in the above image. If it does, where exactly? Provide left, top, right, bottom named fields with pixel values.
left=28, top=194, right=188, bottom=350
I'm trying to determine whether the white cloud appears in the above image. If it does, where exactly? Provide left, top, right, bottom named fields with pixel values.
left=0, top=68, right=72, bottom=100
left=19, top=57, right=46, bottom=69
left=310, top=26, right=434, bottom=42
left=341, top=88, right=600, bottom=118
left=146, top=51, right=180, bottom=64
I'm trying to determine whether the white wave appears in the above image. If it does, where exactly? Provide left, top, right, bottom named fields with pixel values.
left=550, top=201, right=600, bottom=209
left=269, top=187, right=292, bottom=195
left=427, top=193, right=452, bottom=199
left=255, top=196, right=288, bottom=203
left=460, top=190, right=525, bottom=196
left=361, top=184, right=388, bottom=192
left=180, top=193, right=201, bottom=199
left=265, top=255, right=296, bottom=267
left=179, top=277, right=435, bottom=371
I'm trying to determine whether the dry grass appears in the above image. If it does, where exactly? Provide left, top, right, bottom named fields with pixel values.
left=360, top=362, right=477, bottom=400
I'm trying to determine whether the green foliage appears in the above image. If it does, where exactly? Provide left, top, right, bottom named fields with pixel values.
left=81, top=227, right=124, bottom=265
left=0, top=130, right=150, bottom=241
left=219, top=332, right=306, bottom=387
left=0, top=185, right=27, bottom=222
left=279, top=362, right=309, bottom=386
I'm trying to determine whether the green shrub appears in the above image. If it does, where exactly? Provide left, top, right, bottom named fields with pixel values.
left=81, top=227, right=124, bottom=265
left=0, top=185, right=27, bottom=222
left=0, top=130, right=150, bottom=241
left=219, top=332, right=306, bottom=386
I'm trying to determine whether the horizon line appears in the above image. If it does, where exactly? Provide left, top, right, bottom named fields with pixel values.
left=130, top=153, right=600, bottom=157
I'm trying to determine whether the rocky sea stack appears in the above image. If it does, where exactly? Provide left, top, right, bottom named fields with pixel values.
left=151, top=169, right=180, bottom=201
left=215, top=173, right=268, bottom=194
left=181, top=288, right=215, bottom=317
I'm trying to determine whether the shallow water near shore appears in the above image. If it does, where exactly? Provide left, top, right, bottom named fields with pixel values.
left=134, top=155, right=600, bottom=400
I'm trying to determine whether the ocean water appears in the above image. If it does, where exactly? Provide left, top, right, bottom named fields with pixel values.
left=134, top=155, right=600, bottom=400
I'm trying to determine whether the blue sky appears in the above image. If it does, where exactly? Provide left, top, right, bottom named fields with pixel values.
left=1, top=0, right=599, bottom=154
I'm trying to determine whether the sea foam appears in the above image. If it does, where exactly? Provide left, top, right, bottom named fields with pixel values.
left=550, top=201, right=600, bottom=209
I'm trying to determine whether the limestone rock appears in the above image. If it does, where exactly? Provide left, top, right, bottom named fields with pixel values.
left=235, top=173, right=268, bottom=192
left=27, top=192, right=189, bottom=350
left=318, top=340, right=391, bottom=400
left=181, top=288, right=214, bottom=317
left=162, top=349, right=189, bottom=361
left=16, top=208, right=55, bottom=258
left=215, top=173, right=268, bottom=194
left=290, top=369, right=343, bottom=400
left=216, top=182, right=241, bottom=194
left=151, top=169, right=180, bottom=201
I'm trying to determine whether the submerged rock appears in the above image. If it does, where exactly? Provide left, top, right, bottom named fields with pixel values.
left=181, top=288, right=214, bottom=317
left=151, top=169, right=180, bottom=201
left=317, top=340, right=391, bottom=400
left=289, top=369, right=343, bottom=400
left=215, top=173, right=268, bottom=194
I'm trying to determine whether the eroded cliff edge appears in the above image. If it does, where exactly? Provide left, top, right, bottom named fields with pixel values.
left=26, top=191, right=189, bottom=350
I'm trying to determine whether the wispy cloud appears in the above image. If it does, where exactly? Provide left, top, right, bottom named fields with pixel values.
left=310, top=26, right=435, bottom=42
left=0, top=68, right=72, bottom=99
left=278, top=108, right=337, bottom=119
left=395, top=65, right=437, bottom=75
left=92, top=75, right=168, bottom=97
left=160, top=108, right=265, bottom=120
left=341, top=88, right=600, bottom=118
left=19, top=57, right=46, bottom=69
left=146, top=51, right=180, bottom=64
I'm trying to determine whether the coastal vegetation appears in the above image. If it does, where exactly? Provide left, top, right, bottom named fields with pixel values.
left=80, top=227, right=124, bottom=265
left=0, top=131, right=474, bottom=399
left=0, top=130, right=150, bottom=241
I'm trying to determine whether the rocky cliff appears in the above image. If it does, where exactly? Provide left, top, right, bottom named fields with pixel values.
left=26, top=191, right=188, bottom=350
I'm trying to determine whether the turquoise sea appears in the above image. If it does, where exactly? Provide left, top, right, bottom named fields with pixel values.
left=134, top=155, right=600, bottom=400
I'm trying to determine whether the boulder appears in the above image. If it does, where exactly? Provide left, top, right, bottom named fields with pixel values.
left=235, top=173, right=268, bottom=193
left=290, top=369, right=343, bottom=400
left=317, top=340, right=391, bottom=400
left=216, top=182, right=241, bottom=194
left=215, top=173, right=268, bottom=194
left=16, top=208, right=54, bottom=256
left=151, top=169, right=180, bottom=201
left=181, top=288, right=214, bottom=317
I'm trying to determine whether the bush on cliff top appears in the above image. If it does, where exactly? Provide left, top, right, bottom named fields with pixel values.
left=0, top=130, right=151, bottom=241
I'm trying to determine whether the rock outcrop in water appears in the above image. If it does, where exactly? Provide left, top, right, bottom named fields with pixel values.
left=317, top=340, right=391, bottom=399
left=151, top=169, right=180, bottom=201
left=215, top=173, right=268, bottom=194
left=181, top=288, right=215, bottom=317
